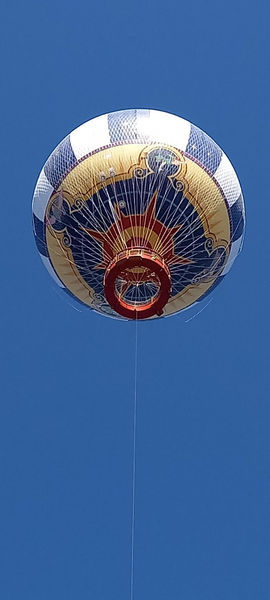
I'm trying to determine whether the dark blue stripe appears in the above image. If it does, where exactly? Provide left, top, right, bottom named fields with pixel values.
left=44, top=135, right=77, bottom=190
left=197, top=275, right=225, bottom=302
left=186, top=124, right=222, bottom=174
left=230, top=194, right=245, bottom=241
left=108, top=109, right=150, bottom=144
left=33, top=214, right=48, bottom=257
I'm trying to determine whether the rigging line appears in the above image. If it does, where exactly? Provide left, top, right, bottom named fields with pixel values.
left=130, top=314, right=138, bottom=600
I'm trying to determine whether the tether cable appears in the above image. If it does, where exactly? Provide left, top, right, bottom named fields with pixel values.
left=130, top=314, right=138, bottom=600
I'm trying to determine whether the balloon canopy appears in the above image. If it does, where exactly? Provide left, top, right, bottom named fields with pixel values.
left=32, top=109, right=245, bottom=320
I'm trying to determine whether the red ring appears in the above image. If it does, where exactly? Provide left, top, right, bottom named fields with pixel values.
left=104, top=249, right=171, bottom=320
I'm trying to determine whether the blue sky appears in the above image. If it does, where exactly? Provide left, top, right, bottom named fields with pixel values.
left=1, top=0, right=270, bottom=598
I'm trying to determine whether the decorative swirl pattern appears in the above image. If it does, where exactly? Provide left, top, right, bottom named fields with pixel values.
left=63, top=231, right=72, bottom=247
left=134, top=166, right=149, bottom=179
left=205, top=238, right=214, bottom=252
left=171, top=179, right=185, bottom=193
left=74, top=198, right=84, bottom=210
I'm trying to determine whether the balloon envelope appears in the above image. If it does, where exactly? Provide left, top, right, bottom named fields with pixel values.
left=32, top=109, right=245, bottom=320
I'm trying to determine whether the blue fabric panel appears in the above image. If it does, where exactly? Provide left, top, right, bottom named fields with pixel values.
left=33, top=214, right=48, bottom=257
left=230, top=194, right=245, bottom=241
left=186, top=124, right=222, bottom=174
left=108, top=109, right=150, bottom=144
left=44, top=135, right=77, bottom=190
left=108, top=109, right=137, bottom=143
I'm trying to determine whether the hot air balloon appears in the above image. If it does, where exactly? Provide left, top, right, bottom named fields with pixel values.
left=32, top=109, right=245, bottom=319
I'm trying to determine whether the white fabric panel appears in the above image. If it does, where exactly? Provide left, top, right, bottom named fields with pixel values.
left=70, top=114, right=110, bottom=160
left=214, top=152, right=241, bottom=207
left=140, top=110, right=191, bottom=150
left=221, top=236, right=243, bottom=276
left=32, top=169, right=54, bottom=221
left=40, top=254, right=65, bottom=287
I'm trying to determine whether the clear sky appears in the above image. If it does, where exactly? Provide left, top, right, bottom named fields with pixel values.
left=1, top=0, right=270, bottom=598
